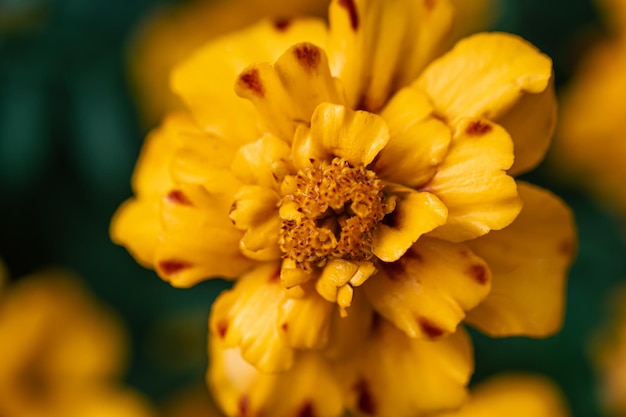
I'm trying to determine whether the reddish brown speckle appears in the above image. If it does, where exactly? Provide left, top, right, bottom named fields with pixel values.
left=559, top=239, right=574, bottom=256
left=466, top=120, right=493, bottom=136
left=239, top=68, right=265, bottom=97
left=230, top=201, right=238, bottom=214
left=468, top=264, right=489, bottom=285
left=273, top=18, right=292, bottom=31
left=294, top=43, right=321, bottom=72
left=338, top=0, right=359, bottom=31
left=424, top=0, right=436, bottom=10
left=419, top=318, right=445, bottom=338
left=269, top=268, right=281, bottom=283
left=239, top=396, right=249, bottom=417
left=298, top=402, right=315, bottom=417
left=355, top=379, right=376, bottom=415
left=281, top=322, right=289, bottom=331
left=166, top=190, right=192, bottom=206
left=216, top=320, right=228, bottom=338
left=158, top=260, right=191, bottom=276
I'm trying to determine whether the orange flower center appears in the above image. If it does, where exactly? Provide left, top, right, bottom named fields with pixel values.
left=278, top=157, right=394, bottom=271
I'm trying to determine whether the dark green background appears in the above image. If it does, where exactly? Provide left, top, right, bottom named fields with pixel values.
left=1, top=0, right=623, bottom=415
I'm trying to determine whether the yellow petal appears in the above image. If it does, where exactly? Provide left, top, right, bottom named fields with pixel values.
left=436, top=374, right=570, bottom=417
left=426, top=118, right=521, bottom=242
left=416, top=33, right=554, bottom=174
left=235, top=43, right=347, bottom=141
left=172, top=19, right=327, bottom=142
left=465, top=182, right=576, bottom=337
left=230, top=133, right=292, bottom=190
left=110, top=198, right=161, bottom=268
left=497, top=81, right=557, bottom=176
left=323, top=290, right=374, bottom=360
left=342, top=321, right=473, bottom=417
left=155, top=184, right=254, bottom=287
left=374, top=87, right=452, bottom=187
left=111, top=112, right=201, bottom=269
left=169, top=126, right=242, bottom=197
left=277, top=283, right=334, bottom=350
left=316, top=260, right=376, bottom=316
left=328, top=0, right=454, bottom=112
left=417, top=32, right=552, bottom=120
left=296, top=103, right=389, bottom=168
left=209, top=338, right=344, bottom=417
left=372, top=186, right=448, bottom=262
left=364, top=237, right=491, bottom=339
left=209, top=263, right=294, bottom=373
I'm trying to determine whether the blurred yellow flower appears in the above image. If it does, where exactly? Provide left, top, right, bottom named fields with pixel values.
left=113, top=0, right=575, bottom=415
left=594, top=285, right=626, bottom=417
left=436, top=374, right=570, bottom=417
left=0, top=267, right=155, bottom=417
left=553, top=0, right=626, bottom=215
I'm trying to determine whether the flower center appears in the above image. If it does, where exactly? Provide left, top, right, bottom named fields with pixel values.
left=278, top=157, right=394, bottom=271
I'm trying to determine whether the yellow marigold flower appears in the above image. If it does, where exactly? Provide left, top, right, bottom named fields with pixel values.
left=112, top=0, right=576, bottom=415
left=0, top=267, right=155, bottom=417
left=553, top=0, right=626, bottom=215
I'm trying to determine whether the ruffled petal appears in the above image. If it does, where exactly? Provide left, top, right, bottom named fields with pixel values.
left=209, top=263, right=293, bottom=373
left=112, top=113, right=194, bottom=268
left=155, top=184, right=254, bottom=287
left=277, top=283, right=334, bottom=350
left=172, top=19, right=327, bottom=142
left=210, top=264, right=334, bottom=373
left=292, top=103, right=389, bottom=169
left=209, top=338, right=344, bottom=417
left=465, top=182, right=576, bottom=337
left=416, top=33, right=554, bottom=175
left=235, top=43, right=347, bottom=141
left=364, top=237, right=491, bottom=339
left=110, top=198, right=161, bottom=268
left=315, top=259, right=376, bottom=315
left=374, top=87, right=452, bottom=187
left=372, top=186, right=448, bottom=262
left=328, top=0, right=454, bottom=112
left=230, top=185, right=282, bottom=261
left=497, top=82, right=557, bottom=176
left=340, top=321, right=473, bottom=417
left=436, top=374, right=569, bottom=417
left=230, top=133, right=292, bottom=190
left=426, top=118, right=521, bottom=242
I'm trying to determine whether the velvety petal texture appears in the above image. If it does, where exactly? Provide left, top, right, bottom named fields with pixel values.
left=341, top=321, right=473, bottom=417
left=172, top=19, right=328, bottom=141
left=328, top=0, right=454, bottom=112
left=465, top=182, right=576, bottom=337
left=365, top=237, right=491, bottom=339
left=209, top=338, right=344, bottom=417
left=425, top=118, right=521, bottom=242
left=416, top=32, right=555, bottom=175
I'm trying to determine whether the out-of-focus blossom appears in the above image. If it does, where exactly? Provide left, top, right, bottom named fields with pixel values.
left=436, top=374, right=570, bottom=417
left=0, top=266, right=155, bottom=417
left=594, top=285, right=626, bottom=416
left=553, top=0, right=626, bottom=216
left=113, top=0, right=575, bottom=415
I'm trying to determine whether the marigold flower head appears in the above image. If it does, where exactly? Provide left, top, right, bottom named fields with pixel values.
left=0, top=267, right=155, bottom=417
left=112, top=0, right=576, bottom=415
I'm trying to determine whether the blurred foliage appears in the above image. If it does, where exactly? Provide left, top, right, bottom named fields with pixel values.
left=1, top=0, right=625, bottom=415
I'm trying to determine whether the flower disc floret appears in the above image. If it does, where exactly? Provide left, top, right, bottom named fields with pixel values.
left=278, top=157, right=394, bottom=271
